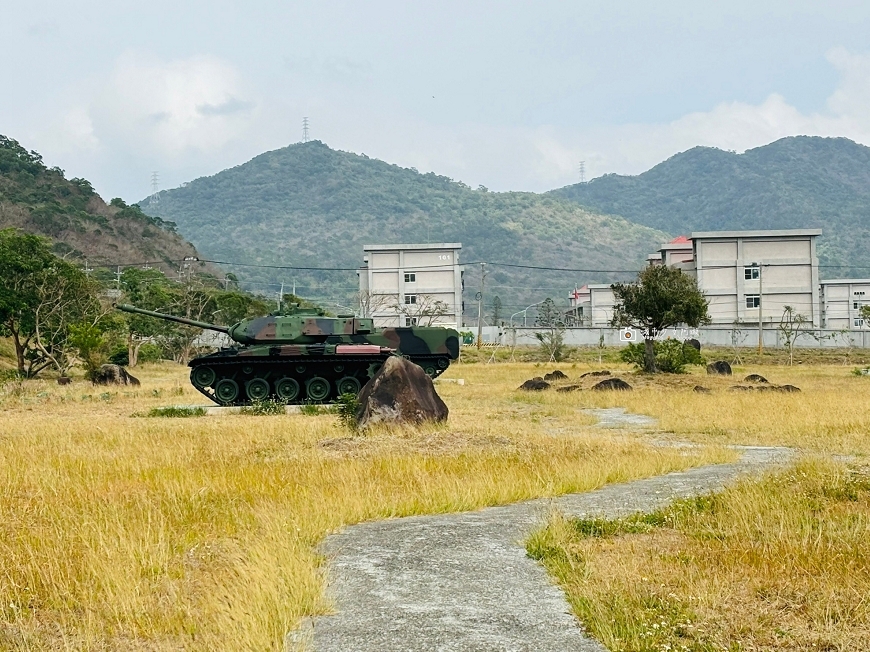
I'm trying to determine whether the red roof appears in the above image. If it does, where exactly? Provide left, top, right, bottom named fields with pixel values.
left=669, top=235, right=690, bottom=244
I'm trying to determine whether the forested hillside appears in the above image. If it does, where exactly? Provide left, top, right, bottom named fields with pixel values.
left=140, top=141, right=667, bottom=314
left=551, top=136, right=870, bottom=277
left=0, top=136, right=205, bottom=276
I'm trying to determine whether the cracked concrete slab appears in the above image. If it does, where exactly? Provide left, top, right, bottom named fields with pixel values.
left=305, top=412, right=791, bottom=652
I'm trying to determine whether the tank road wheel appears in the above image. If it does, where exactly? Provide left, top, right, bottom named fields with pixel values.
left=214, top=378, right=240, bottom=405
left=336, top=376, right=361, bottom=396
left=191, top=365, right=216, bottom=389
left=366, top=362, right=382, bottom=379
left=423, top=364, right=437, bottom=378
left=275, top=377, right=301, bottom=402
left=437, top=357, right=449, bottom=369
left=306, top=376, right=331, bottom=402
left=246, top=378, right=271, bottom=402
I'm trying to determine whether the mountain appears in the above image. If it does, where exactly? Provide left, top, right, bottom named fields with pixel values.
left=139, top=141, right=667, bottom=315
left=550, top=136, right=870, bottom=277
left=0, top=136, right=205, bottom=277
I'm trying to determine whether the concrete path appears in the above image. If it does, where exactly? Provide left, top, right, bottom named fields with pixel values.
left=303, top=411, right=791, bottom=652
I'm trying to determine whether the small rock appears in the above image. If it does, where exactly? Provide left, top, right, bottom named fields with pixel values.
left=591, top=378, right=632, bottom=391
left=519, top=378, right=551, bottom=391
left=543, top=370, right=568, bottom=381
left=356, top=356, right=448, bottom=428
left=707, top=361, right=732, bottom=376
left=685, top=338, right=701, bottom=351
left=729, top=385, right=754, bottom=391
left=693, top=385, right=711, bottom=394
left=580, top=370, right=611, bottom=378
left=92, top=364, right=140, bottom=386
left=744, top=374, right=768, bottom=383
left=57, top=377, right=72, bottom=386
left=760, top=384, right=801, bottom=393
left=556, top=385, right=581, bottom=393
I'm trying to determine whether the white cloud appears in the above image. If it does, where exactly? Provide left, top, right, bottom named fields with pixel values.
left=90, top=51, right=258, bottom=159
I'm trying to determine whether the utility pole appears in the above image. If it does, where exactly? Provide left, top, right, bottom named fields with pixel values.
left=476, top=262, right=487, bottom=349
left=115, top=266, right=122, bottom=289
left=757, top=262, right=764, bottom=354
left=279, top=281, right=285, bottom=311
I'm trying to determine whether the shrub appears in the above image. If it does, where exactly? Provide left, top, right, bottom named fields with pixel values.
left=620, top=339, right=704, bottom=373
left=141, top=406, right=207, bottom=418
left=332, top=392, right=360, bottom=431
left=241, top=399, right=285, bottom=416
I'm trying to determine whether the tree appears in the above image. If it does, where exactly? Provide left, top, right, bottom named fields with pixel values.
left=392, top=294, right=451, bottom=327
left=534, top=297, right=567, bottom=362
left=355, top=289, right=393, bottom=319
left=778, top=306, right=814, bottom=365
left=0, top=229, right=103, bottom=377
left=611, top=266, right=710, bottom=373
left=491, top=295, right=502, bottom=325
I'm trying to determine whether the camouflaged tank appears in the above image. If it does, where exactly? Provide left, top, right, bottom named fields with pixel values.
left=115, top=303, right=460, bottom=406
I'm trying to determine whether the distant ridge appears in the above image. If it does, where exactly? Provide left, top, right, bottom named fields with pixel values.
left=550, top=136, right=870, bottom=277
left=0, top=135, right=205, bottom=276
left=141, top=141, right=667, bottom=312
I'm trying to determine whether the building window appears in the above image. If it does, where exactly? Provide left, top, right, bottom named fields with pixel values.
left=744, top=266, right=759, bottom=280
left=405, top=317, right=418, bottom=326
left=855, top=318, right=865, bottom=328
left=404, top=273, right=416, bottom=283
left=404, top=294, right=416, bottom=305
left=856, top=291, right=866, bottom=296
left=746, top=295, right=760, bottom=308
left=855, top=302, right=860, bottom=310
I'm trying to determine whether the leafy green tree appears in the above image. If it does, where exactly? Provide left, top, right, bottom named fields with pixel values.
left=611, top=266, right=710, bottom=373
left=0, top=228, right=103, bottom=376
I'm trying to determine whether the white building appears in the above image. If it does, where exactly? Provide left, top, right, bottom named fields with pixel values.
left=358, top=243, right=462, bottom=329
left=819, top=279, right=870, bottom=330
left=566, top=284, right=616, bottom=326
left=691, top=229, right=821, bottom=327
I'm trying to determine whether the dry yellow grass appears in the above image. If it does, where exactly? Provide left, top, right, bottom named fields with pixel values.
left=531, top=458, right=870, bottom=651
left=0, top=361, right=725, bottom=651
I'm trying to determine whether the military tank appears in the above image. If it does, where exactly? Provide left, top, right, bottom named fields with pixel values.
left=115, top=303, right=460, bottom=406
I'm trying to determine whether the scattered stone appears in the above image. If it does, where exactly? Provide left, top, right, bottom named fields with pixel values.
left=706, top=361, right=732, bottom=376
left=543, top=370, right=568, bottom=381
left=556, top=385, right=581, bottom=393
left=685, top=338, right=701, bottom=351
left=56, top=377, right=72, bottom=386
left=777, top=384, right=801, bottom=392
left=356, top=356, right=448, bottom=428
left=729, top=385, right=754, bottom=391
left=91, top=364, right=140, bottom=386
left=580, top=370, right=611, bottom=378
left=591, top=377, right=632, bottom=391
left=693, top=385, right=711, bottom=394
left=744, top=374, right=768, bottom=383
left=518, top=378, right=551, bottom=391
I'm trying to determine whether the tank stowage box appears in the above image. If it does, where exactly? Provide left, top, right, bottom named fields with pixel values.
left=115, top=304, right=460, bottom=406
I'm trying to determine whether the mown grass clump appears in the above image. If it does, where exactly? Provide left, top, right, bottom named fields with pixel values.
left=240, top=398, right=285, bottom=416
left=529, top=458, right=870, bottom=651
left=140, top=405, right=207, bottom=418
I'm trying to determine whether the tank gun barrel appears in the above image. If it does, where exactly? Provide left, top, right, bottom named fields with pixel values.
left=114, top=304, right=229, bottom=334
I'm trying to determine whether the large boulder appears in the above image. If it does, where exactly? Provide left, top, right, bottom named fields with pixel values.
left=744, top=374, right=768, bottom=383
left=92, top=364, right=140, bottom=386
left=685, top=338, right=701, bottom=351
left=591, top=377, right=632, bottom=391
left=355, top=356, right=448, bottom=428
left=706, top=361, right=732, bottom=376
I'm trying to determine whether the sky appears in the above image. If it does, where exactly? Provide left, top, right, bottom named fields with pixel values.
left=4, top=1, right=870, bottom=201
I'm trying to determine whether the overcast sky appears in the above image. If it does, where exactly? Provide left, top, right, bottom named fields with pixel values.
left=4, top=1, right=870, bottom=201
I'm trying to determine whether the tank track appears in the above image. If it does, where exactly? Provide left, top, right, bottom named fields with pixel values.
left=188, top=354, right=451, bottom=406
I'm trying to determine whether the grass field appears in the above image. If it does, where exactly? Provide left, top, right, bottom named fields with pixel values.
left=519, top=354, right=870, bottom=651
left=0, top=357, right=729, bottom=651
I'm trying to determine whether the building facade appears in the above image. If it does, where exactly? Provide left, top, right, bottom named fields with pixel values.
left=358, top=243, right=462, bottom=329
left=819, top=279, right=870, bottom=330
left=691, top=229, right=821, bottom=327
left=566, top=284, right=616, bottom=326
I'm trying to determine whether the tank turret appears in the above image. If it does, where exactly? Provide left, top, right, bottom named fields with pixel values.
left=115, top=303, right=459, bottom=406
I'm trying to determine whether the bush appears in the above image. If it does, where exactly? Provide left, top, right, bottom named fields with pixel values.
left=620, top=339, right=704, bottom=373
left=241, top=399, right=285, bottom=416
left=332, top=392, right=360, bottom=431
left=140, top=406, right=206, bottom=418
